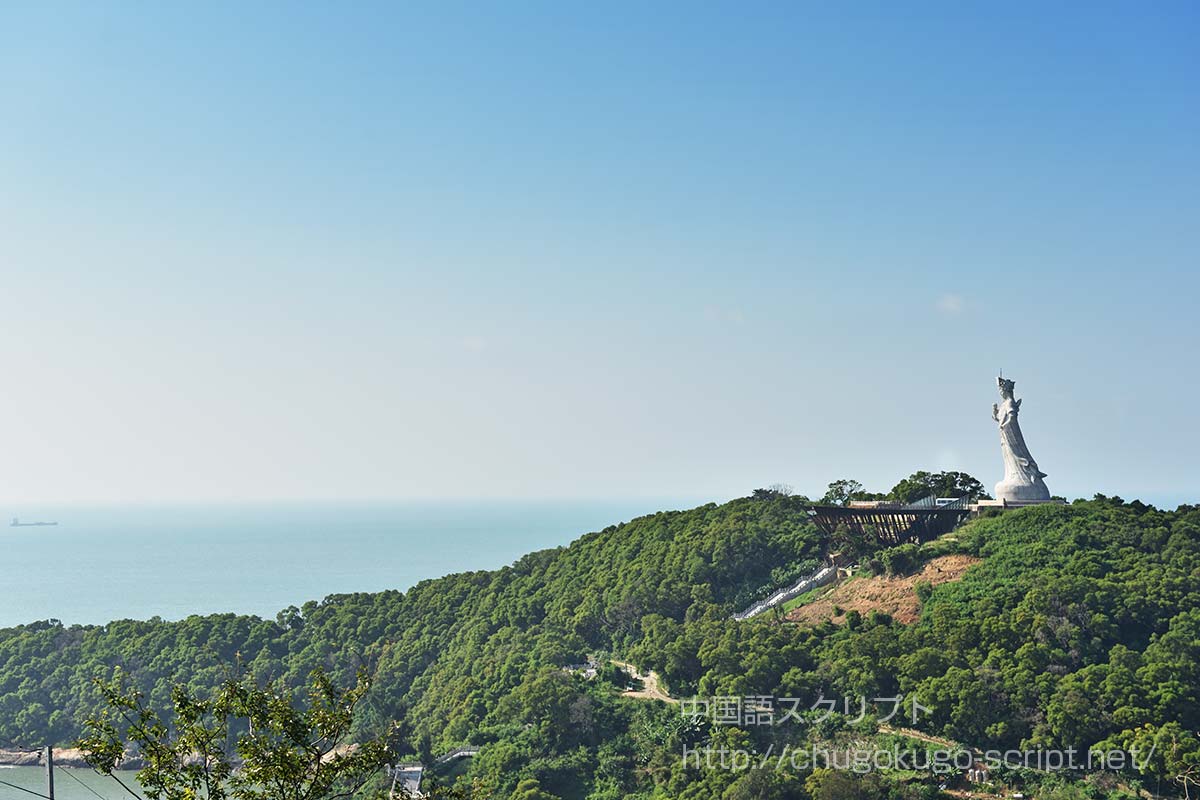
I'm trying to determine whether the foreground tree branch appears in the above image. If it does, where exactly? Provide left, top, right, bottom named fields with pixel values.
left=78, top=667, right=393, bottom=800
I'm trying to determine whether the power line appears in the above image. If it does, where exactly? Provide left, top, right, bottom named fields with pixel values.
left=104, top=771, right=145, bottom=800
left=0, top=776, right=51, bottom=800
left=58, top=767, right=109, bottom=800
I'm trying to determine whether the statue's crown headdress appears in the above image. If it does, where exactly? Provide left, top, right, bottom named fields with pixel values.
left=997, top=376, right=1016, bottom=394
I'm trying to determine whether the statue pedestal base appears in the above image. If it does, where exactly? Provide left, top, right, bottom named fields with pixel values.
left=993, top=478, right=1051, bottom=504
left=972, top=498, right=1065, bottom=513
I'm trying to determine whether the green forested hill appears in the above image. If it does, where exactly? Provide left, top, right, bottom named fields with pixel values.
left=1, top=495, right=1197, bottom=799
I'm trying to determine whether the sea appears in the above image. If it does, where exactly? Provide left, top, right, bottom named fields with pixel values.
left=0, top=500, right=696, bottom=630
left=0, top=500, right=700, bottom=795
left=0, top=764, right=134, bottom=800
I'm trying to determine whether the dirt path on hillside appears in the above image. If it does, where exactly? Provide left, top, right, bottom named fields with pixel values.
left=878, top=723, right=962, bottom=750
left=787, top=554, right=982, bottom=625
left=612, top=660, right=678, bottom=704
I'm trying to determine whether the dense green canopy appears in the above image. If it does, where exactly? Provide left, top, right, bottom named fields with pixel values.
left=0, top=493, right=1196, bottom=798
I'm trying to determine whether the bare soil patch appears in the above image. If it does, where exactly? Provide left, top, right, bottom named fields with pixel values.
left=612, top=660, right=677, bottom=704
left=786, top=554, right=981, bottom=625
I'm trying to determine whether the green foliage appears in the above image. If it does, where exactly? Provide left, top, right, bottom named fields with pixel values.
left=913, top=581, right=933, bottom=604
left=887, top=470, right=990, bottom=502
left=1096, top=721, right=1200, bottom=797
left=511, top=777, right=562, bottom=800
left=822, top=470, right=990, bottom=505
left=823, top=479, right=864, bottom=506
left=806, top=768, right=886, bottom=800
left=79, top=668, right=391, bottom=800
left=829, top=523, right=875, bottom=563
left=877, top=543, right=921, bottom=576
left=0, top=494, right=1197, bottom=799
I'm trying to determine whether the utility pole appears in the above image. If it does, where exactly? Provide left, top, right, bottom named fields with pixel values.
left=43, top=745, right=55, bottom=799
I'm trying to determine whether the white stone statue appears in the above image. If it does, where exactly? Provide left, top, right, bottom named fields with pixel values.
left=992, top=376, right=1051, bottom=503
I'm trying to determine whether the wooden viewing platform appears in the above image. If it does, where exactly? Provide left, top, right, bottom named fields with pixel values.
left=808, top=496, right=1060, bottom=546
left=807, top=497, right=972, bottom=545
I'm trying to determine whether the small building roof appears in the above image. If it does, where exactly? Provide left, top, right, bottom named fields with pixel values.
left=390, top=765, right=424, bottom=798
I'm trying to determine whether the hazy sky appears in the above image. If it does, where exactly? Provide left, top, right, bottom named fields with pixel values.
left=2, top=2, right=1197, bottom=507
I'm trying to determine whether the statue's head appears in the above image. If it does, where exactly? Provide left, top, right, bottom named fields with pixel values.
left=997, top=376, right=1015, bottom=397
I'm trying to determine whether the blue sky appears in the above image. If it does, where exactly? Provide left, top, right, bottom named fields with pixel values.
left=1, top=2, right=1197, bottom=506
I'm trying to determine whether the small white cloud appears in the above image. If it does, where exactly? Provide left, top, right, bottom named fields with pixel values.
left=936, top=293, right=965, bottom=315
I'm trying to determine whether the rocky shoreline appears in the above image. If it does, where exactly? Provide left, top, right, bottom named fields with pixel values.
left=0, top=747, right=105, bottom=769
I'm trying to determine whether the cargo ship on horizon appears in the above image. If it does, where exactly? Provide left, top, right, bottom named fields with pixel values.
left=10, top=517, right=58, bottom=527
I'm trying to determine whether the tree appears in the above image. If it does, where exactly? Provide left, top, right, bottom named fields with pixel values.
left=822, top=479, right=865, bottom=506
left=879, top=543, right=921, bottom=576
left=887, top=470, right=991, bottom=503
left=0, top=494, right=1193, bottom=799
left=79, top=667, right=393, bottom=800
left=511, top=777, right=562, bottom=800
left=804, top=769, right=885, bottom=800
left=1099, top=722, right=1200, bottom=800
left=829, top=522, right=873, bottom=562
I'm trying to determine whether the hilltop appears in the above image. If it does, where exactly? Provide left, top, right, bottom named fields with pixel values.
left=0, top=493, right=1196, bottom=799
